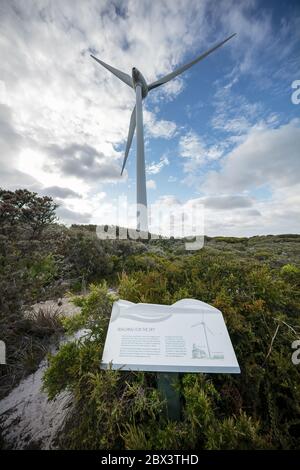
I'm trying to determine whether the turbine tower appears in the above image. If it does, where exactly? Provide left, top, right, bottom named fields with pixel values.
left=91, top=33, right=236, bottom=232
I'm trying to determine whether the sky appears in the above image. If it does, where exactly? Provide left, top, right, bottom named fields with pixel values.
left=0, top=0, right=300, bottom=236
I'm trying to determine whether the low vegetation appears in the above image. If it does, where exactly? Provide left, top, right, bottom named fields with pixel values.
left=1, top=188, right=300, bottom=449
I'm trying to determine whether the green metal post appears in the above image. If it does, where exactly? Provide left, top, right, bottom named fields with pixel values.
left=157, top=372, right=180, bottom=421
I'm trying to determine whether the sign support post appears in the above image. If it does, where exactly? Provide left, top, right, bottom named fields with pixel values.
left=157, top=372, right=180, bottom=421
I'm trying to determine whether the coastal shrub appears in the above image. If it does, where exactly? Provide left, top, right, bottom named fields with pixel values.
left=43, top=259, right=300, bottom=449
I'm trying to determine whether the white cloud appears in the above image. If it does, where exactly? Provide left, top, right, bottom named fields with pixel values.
left=56, top=206, right=92, bottom=225
left=201, top=187, right=300, bottom=237
left=211, top=85, right=265, bottom=137
left=0, top=104, right=22, bottom=166
left=204, top=119, right=300, bottom=194
left=0, top=167, right=40, bottom=192
left=0, top=0, right=214, bottom=226
left=40, top=186, right=82, bottom=199
left=168, top=176, right=178, bottom=183
left=149, top=77, right=185, bottom=103
left=156, top=195, right=181, bottom=206
left=3, top=0, right=234, bottom=232
left=202, top=194, right=253, bottom=210
left=189, top=119, right=300, bottom=236
left=165, top=118, right=300, bottom=236
left=147, top=179, right=157, bottom=190
left=46, top=143, right=122, bottom=183
left=147, top=155, right=170, bottom=175
left=144, top=110, right=177, bottom=139
left=179, top=130, right=223, bottom=173
left=179, top=131, right=205, bottom=161
left=1, top=0, right=299, bottom=235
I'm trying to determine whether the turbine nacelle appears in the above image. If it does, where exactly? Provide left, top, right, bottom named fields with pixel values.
left=132, top=67, right=148, bottom=98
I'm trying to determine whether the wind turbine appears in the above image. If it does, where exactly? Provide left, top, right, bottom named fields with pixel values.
left=91, top=33, right=236, bottom=232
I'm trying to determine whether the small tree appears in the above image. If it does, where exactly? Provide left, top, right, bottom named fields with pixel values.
left=0, top=188, right=58, bottom=238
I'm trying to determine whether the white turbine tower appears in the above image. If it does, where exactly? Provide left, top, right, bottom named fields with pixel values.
left=91, top=33, right=236, bottom=232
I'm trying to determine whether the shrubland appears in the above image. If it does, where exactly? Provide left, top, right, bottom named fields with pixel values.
left=43, top=259, right=300, bottom=449
left=1, top=188, right=300, bottom=449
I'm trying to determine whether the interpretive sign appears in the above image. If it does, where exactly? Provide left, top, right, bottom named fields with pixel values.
left=101, top=299, right=240, bottom=373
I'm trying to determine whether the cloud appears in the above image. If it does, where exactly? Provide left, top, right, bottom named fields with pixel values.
left=207, top=0, right=300, bottom=86
left=179, top=131, right=205, bottom=162
left=147, top=155, right=170, bottom=175
left=179, top=130, right=224, bottom=173
left=168, top=176, right=178, bottom=183
left=56, top=206, right=92, bottom=225
left=202, top=195, right=253, bottom=210
left=46, top=143, right=122, bottom=182
left=40, top=186, right=82, bottom=199
left=149, top=193, right=265, bottom=237
left=0, top=104, right=22, bottom=165
left=156, top=195, right=180, bottom=206
left=246, top=209, right=261, bottom=217
left=204, top=120, right=300, bottom=193
left=0, top=167, right=40, bottom=191
left=149, top=77, right=185, bottom=103
left=1, top=0, right=209, bottom=196
left=201, top=189, right=300, bottom=236
left=147, top=179, right=156, bottom=190
left=213, top=116, right=252, bottom=135
left=211, top=85, right=265, bottom=139
left=0, top=104, right=41, bottom=190
left=183, top=119, right=300, bottom=236
left=145, top=110, right=177, bottom=139
left=1, top=1, right=299, bottom=235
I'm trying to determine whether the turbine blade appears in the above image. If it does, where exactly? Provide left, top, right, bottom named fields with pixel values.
left=148, top=33, right=236, bottom=91
left=121, top=106, right=136, bottom=175
left=90, top=55, right=133, bottom=88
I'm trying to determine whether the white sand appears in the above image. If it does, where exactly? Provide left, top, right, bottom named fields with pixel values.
left=0, top=297, right=81, bottom=449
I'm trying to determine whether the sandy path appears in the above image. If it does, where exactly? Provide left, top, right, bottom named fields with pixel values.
left=0, top=297, right=80, bottom=449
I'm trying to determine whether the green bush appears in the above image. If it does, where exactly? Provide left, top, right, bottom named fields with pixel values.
left=281, top=264, right=300, bottom=284
left=43, top=260, right=300, bottom=449
left=3, top=188, right=300, bottom=449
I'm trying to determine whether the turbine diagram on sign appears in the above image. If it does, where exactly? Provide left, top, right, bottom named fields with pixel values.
left=91, top=33, right=236, bottom=231
left=191, top=318, right=224, bottom=360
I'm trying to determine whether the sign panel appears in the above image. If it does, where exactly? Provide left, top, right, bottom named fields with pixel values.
left=101, top=299, right=240, bottom=373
